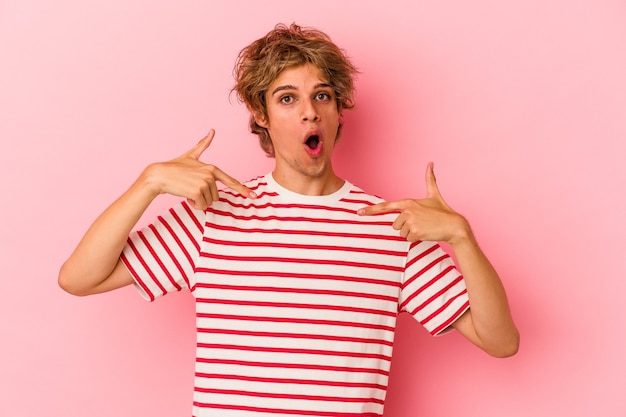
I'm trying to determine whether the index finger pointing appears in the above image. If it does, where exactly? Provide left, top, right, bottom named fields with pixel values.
left=357, top=200, right=408, bottom=216
left=212, top=167, right=257, bottom=199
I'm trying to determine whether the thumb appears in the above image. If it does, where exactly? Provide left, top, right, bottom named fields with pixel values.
left=186, top=129, right=215, bottom=160
left=425, top=162, right=453, bottom=209
left=425, top=162, right=440, bottom=199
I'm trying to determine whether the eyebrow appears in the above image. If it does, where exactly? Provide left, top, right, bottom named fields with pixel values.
left=270, top=83, right=333, bottom=96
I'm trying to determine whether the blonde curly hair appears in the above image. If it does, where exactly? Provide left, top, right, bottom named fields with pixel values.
left=232, top=23, right=358, bottom=157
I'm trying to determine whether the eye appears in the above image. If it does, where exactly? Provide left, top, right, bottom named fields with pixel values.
left=315, top=92, right=331, bottom=101
left=279, top=95, right=294, bottom=104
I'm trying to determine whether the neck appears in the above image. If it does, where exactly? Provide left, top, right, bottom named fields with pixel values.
left=271, top=169, right=345, bottom=196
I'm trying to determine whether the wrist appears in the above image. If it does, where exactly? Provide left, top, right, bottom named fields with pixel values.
left=134, top=163, right=163, bottom=199
left=447, top=215, right=476, bottom=247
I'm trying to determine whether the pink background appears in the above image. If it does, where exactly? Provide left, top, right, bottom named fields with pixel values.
left=1, top=1, right=625, bottom=416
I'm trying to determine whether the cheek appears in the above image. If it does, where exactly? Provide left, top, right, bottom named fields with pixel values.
left=266, top=112, right=291, bottom=130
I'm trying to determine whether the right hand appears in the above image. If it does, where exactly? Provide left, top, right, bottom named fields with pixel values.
left=142, top=129, right=256, bottom=210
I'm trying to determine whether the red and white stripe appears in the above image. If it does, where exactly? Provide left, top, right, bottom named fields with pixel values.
left=122, top=174, right=469, bottom=417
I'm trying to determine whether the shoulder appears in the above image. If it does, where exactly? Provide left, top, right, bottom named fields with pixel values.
left=341, top=181, right=385, bottom=203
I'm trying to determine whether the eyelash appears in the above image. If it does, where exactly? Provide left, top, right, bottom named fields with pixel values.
left=279, top=92, right=332, bottom=104
left=315, top=92, right=331, bottom=101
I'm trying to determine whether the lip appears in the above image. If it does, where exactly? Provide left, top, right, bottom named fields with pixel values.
left=303, top=130, right=323, bottom=157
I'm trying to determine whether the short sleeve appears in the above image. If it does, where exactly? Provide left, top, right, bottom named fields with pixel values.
left=121, top=201, right=205, bottom=301
left=399, top=240, right=470, bottom=335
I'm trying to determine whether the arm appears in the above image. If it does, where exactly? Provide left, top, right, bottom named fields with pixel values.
left=445, top=223, right=519, bottom=358
left=357, top=163, right=519, bottom=357
left=58, top=130, right=256, bottom=296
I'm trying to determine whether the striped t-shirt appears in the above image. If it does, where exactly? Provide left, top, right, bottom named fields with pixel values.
left=121, top=173, right=470, bottom=417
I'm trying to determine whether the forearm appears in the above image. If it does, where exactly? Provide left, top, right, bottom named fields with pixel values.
left=58, top=131, right=256, bottom=296
left=356, top=163, right=519, bottom=355
left=450, top=222, right=519, bottom=356
left=58, top=172, right=159, bottom=295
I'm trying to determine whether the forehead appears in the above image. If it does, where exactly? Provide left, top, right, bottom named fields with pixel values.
left=269, top=63, right=329, bottom=89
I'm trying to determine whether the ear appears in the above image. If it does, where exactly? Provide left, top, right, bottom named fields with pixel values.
left=254, top=111, right=268, bottom=128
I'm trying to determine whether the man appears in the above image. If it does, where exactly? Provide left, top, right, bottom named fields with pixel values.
left=59, top=23, right=518, bottom=417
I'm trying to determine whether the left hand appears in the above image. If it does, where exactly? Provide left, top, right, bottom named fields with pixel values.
left=357, top=162, right=468, bottom=244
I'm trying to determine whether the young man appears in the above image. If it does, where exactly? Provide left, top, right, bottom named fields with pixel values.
left=59, top=23, right=518, bottom=417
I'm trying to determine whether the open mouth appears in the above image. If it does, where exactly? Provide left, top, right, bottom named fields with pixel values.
left=305, top=135, right=320, bottom=150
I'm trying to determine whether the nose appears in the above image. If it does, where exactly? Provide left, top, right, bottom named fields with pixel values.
left=301, top=98, right=319, bottom=122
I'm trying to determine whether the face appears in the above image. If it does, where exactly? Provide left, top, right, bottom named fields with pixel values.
left=255, top=63, right=341, bottom=191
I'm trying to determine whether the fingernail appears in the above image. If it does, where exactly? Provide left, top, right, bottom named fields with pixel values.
left=249, top=191, right=257, bottom=199
left=357, top=209, right=365, bottom=215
